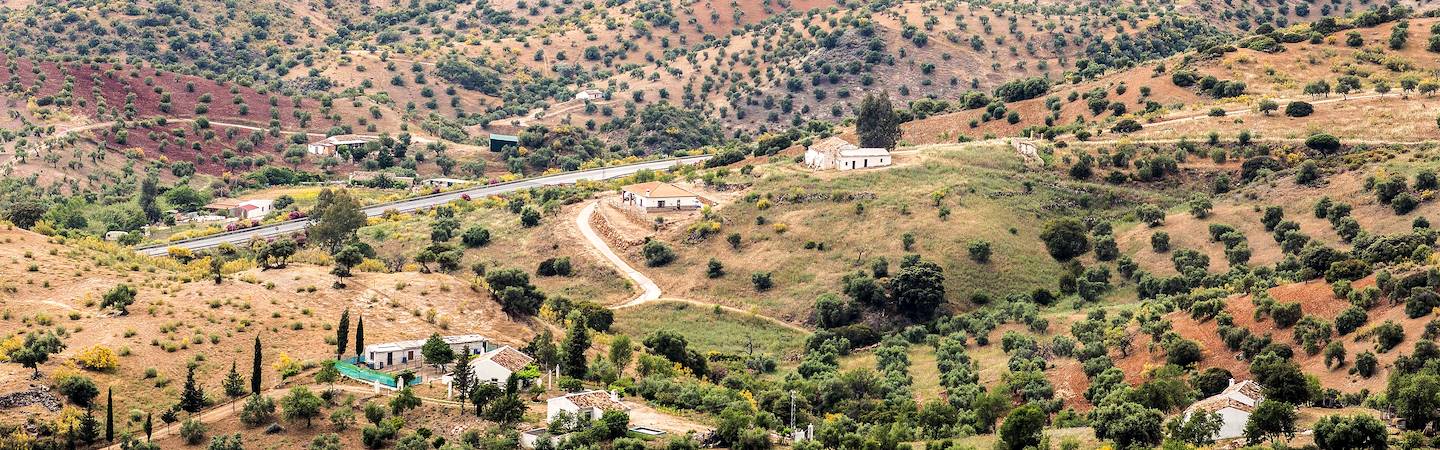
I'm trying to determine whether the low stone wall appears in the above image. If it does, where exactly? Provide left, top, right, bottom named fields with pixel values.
left=590, top=205, right=650, bottom=251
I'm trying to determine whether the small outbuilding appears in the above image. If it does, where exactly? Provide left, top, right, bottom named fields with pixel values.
left=203, top=198, right=274, bottom=220
left=362, top=334, right=489, bottom=370
left=546, top=390, right=629, bottom=423
left=307, top=134, right=377, bottom=156
left=619, top=182, right=702, bottom=212
left=489, top=133, right=520, bottom=153
left=575, top=89, right=604, bottom=101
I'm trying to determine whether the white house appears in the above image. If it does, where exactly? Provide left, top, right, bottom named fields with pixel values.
left=546, top=390, right=629, bottom=423
left=363, top=334, right=489, bottom=370
left=1182, top=379, right=1263, bottom=441
left=837, top=147, right=892, bottom=170
left=575, top=89, right=604, bottom=101
left=619, top=182, right=703, bottom=212
left=203, top=198, right=274, bottom=220
left=235, top=199, right=274, bottom=220
left=307, top=134, right=377, bottom=156
left=804, top=136, right=891, bottom=171
left=469, top=346, right=534, bottom=385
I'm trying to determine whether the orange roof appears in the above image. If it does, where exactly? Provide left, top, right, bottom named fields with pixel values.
left=621, top=182, right=697, bottom=199
left=562, top=390, right=627, bottom=411
left=480, top=346, right=534, bottom=373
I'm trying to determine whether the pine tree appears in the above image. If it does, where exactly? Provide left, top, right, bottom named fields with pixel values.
left=562, top=312, right=591, bottom=379
left=79, top=407, right=100, bottom=443
left=452, top=346, right=473, bottom=411
left=251, top=335, right=263, bottom=395
left=180, top=365, right=206, bottom=413
left=223, top=361, right=246, bottom=399
left=857, top=92, right=901, bottom=150
left=336, top=308, right=350, bottom=359
left=354, top=316, right=365, bottom=362
left=105, top=387, right=113, bottom=442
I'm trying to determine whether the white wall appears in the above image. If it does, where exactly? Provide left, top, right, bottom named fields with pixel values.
left=471, top=359, right=513, bottom=385
left=638, top=196, right=700, bottom=209
left=804, top=149, right=833, bottom=169
left=1215, top=409, right=1249, bottom=440
left=837, top=155, right=891, bottom=171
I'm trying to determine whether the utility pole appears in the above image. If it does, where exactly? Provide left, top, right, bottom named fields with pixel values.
left=789, top=390, right=795, bottom=430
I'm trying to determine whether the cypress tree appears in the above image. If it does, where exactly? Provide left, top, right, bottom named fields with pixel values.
left=144, top=412, right=153, bottom=441
left=105, top=387, right=113, bottom=442
left=336, top=308, right=350, bottom=359
left=180, top=365, right=205, bottom=413
left=251, top=335, right=263, bottom=395
left=355, top=316, right=365, bottom=362
left=561, top=312, right=591, bottom=379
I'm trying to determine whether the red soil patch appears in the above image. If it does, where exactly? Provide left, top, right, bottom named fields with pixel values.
left=1110, top=274, right=1430, bottom=394
left=0, top=56, right=337, bottom=131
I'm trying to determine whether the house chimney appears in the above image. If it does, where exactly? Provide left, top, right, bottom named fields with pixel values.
left=1227, top=378, right=1235, bottom=388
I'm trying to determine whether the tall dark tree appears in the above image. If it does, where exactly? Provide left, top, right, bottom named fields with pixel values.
left=857, top=93, right=901, bottom=150
left=336, top=309, right=350, bottom=359
left=355, top=316, right=365, bottom=361
left=180, top=365, right=206, bottom=413
left=562, top=312, right=591, bottom=379
left=105, top=387, right=114, bottom=442
left=138, top=175, right=161, bottom=223
left=251, top=336, right=263, bottom=395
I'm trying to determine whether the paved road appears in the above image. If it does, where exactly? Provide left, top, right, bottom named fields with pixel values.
left=137, top=156, right=711, bottom=256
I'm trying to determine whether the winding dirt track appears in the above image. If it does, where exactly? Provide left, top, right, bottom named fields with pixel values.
left=574, top=201, right=810, bottom=334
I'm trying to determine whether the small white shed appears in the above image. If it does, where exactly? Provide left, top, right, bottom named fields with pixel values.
left=546, top=390, right=628, bottom=423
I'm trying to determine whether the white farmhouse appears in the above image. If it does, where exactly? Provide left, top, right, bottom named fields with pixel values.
left=1181, top=379, right=1263, bottom=441
left=203, top=198, right=274, bottom=220
left=546, top=390, right=629, bottom=423
left=619, top=182, right=702, bottom=212
left=307, top=134, right=377, bottom=156
left=362, top=334, right=489, bottom=370
left=804, top=136, right=890, bottom=171
left=235, top=199, right=274, bottom=220
left=575, top=89, right=604, bottom=101
left=469, top=346, right=534, bottom=385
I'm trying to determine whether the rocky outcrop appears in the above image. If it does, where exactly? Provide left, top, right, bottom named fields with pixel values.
left=0, top=385, right=62, bottom=412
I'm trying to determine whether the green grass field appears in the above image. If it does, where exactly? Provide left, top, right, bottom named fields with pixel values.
left=611, top=301, right=808, bottom=359
left=643, top=143, right=1177, bottom=321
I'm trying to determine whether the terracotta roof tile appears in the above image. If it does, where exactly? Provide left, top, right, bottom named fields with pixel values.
left=481, top=346, right=534, bottom=373
left=564, top=390, right=627, bottom=411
